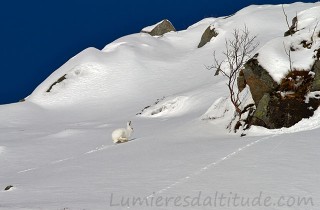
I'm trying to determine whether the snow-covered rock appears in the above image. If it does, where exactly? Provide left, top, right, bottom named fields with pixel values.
left=241, top=6, right=320, bottom=129
left=141, top=19, right=176, bottom=36
left=197, top=25, right=218, bottom=48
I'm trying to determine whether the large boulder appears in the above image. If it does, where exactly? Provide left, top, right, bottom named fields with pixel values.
left=141, top=19, right=176, bottom=36
left=198, top=26, right=218, bottom=48
left=241, top=57, right=278, bottom=105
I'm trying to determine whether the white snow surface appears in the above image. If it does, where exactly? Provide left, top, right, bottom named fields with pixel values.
left=1, top=3, right=320, bottom=209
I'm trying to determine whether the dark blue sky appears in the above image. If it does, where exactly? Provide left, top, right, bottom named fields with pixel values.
left=0, top=0, right=317, bottom=104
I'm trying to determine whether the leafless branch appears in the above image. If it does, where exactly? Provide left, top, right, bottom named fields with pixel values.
left=282, top=5, right=298, bottom=36
left=283, top=42, right=293, bottom=71
left=282, top=5, right=291, bottom=33
left=311, top=20, right=319, bottom=44
left=209, top=26, right=259, bottom=123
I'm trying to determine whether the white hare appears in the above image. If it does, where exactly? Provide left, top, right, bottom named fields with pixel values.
left=112, top=121, right=134, bottom=143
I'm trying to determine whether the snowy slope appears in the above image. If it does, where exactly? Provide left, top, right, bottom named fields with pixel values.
left=258, top=5, right=320, bottom=83
left=1, top=2, right=320, bottom=209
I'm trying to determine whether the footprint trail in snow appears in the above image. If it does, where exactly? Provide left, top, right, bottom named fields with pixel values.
left=146, top=134, right=278, bottom=198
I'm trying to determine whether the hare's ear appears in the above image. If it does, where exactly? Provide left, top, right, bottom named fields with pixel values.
left=128, top=121, right=131, bottom=126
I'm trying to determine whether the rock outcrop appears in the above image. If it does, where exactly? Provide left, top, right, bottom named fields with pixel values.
left=141, top=19, right=176, bottom=36
left=198, top=26, right=218, bottom=48
left=241, top=57, right=320, bottom=129
left=238, top=9, right=320, bottom=130
left=46, top=74, right=67, bottom=93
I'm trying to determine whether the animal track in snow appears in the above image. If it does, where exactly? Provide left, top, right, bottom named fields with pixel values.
left=84, top=145, right=115, bottom=154
left=18, top=168, right=37, bottom=174
left=146, top=134, right=278, bottom=199
left=51, top=157, right=74, bottom=164
left=15, top=140, right=133, bottom=175
left=45, top=129, right=83, bottom=139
